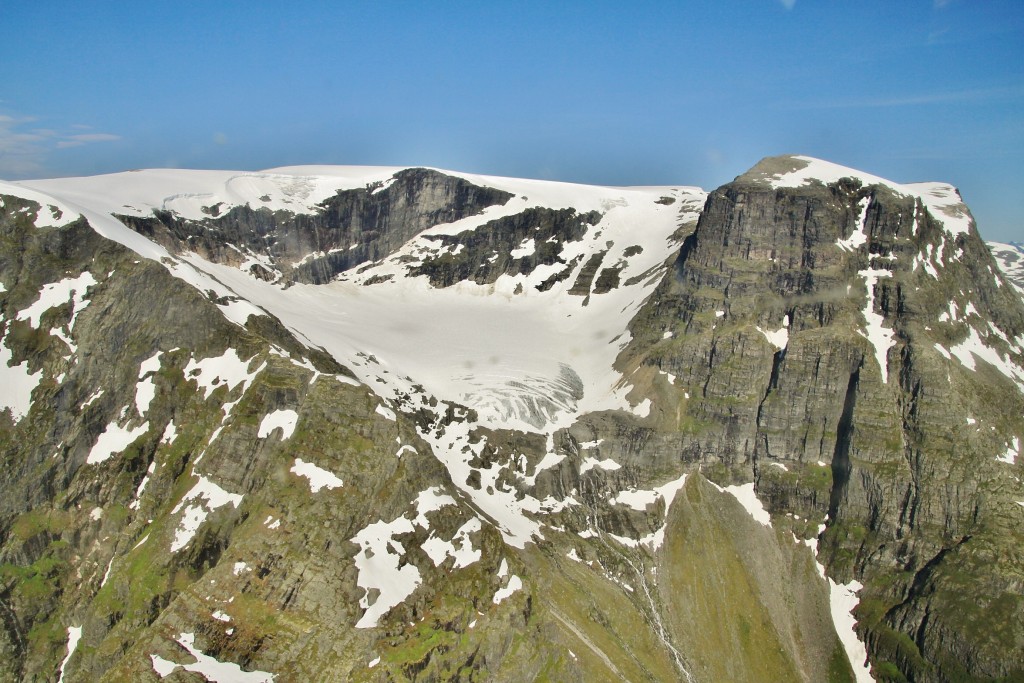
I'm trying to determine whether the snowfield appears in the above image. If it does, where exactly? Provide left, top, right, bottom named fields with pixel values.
left=13, top=164, right=705, bottom=435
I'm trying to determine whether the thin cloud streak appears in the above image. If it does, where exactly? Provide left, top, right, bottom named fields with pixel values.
left=774, top=84, right=1024, bottom=110
left=56, top=133, right=122, bottom=149
left=0, top=114, right=121, bottom=177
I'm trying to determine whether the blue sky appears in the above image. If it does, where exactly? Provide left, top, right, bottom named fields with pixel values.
left=1, top=0, right=1021, bottom=241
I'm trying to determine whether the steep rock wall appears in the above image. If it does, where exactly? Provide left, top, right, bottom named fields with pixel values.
left=619, top=158, right=1024, bottom=681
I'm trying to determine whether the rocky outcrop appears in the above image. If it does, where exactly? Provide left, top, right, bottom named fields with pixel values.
left=409, top=208, right=601, bottom=289
left=116, top=168, right=514, bottom=284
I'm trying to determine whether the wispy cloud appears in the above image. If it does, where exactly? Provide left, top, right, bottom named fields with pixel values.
left=933, top=0, right=953, bottom=8
left=775, top=84, right=1024, bottom=110
left=0, top=114, right=121, bottom=177
left=926, top=27, right=951, bottom=45
left=56, top=133, right=122, bottom=149
left=0, top=115, right=50, bottom=176
left=779, top=0, right=796, bottom=9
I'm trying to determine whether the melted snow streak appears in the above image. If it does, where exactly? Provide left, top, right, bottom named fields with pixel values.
left=57, top=626, right=82, bottom=683
left=858, top=267, right=896, bottom=383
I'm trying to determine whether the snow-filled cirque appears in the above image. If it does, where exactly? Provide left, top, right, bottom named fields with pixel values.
left=13, top=166, right=707, bottom=434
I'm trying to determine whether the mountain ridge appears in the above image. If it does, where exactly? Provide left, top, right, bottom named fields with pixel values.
left=0, top=155, right=1021, bottom=682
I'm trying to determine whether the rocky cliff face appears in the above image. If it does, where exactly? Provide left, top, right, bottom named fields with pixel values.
left=620, top=156, right=1024, bottom=681
left=114, top=168, right=514, bottom=285
left=0, top=157, right=1020, bottom=682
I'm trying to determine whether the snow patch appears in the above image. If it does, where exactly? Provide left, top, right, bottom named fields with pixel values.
left=149, top=632, right=274, bottom=682
left=579, top=457, right=621, bottom=474
left=997, top=437, right=1019, bottom=465
left=17, top=271, right=97, bottom=330
left=0, top=339, right=42, bottom=422
left=510, top=237, right=536, bottom=259
left=290, top=458, right=344, bottom=492
left=129, top=461, right=156, bottom=511
left=135, top=351, right=162, bottom=416
left=351, top=516, right=421, bottom=628
left=257, top=409, right=299, bottom=440
left=170, top=476, right=243, bottom=552
left=710, top=481, right=772, bottom=527
left=907, top=182, right=972, bottom=237
left=492, top=574, right=523, bottom=604
left=797, top=523, right=873, bottom=683
left=413, top=487, right=457, bottom=529
left=185, top=348, right=265, bottom=400
left=609, top=474, right=689, bottom=550
left=87, top=420, right=150, bottom=464
left=631, top=398, right=652, bottom=417
left=757, top=314, right=790, bottom=350
left=421, top=517, right=482, bottom=569
left=836, top=198, right=870, bottom=252
left=161, top=421, right=179, bottom=445
left=829, top=579, right=872, bottom=683
left=948, top=326, right=1024, bottom=394
left=82, top=388, right=103, bottom=408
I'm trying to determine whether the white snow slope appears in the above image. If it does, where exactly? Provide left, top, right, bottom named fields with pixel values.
left=13, top=166, right=706, bottom=435
left=988, top=241, right=1024, bottom=296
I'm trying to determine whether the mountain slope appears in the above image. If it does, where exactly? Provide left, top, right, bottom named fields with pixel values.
left=0, top=156, right=1021, bottom=682
left=988, top=241, right=1024, bottom=295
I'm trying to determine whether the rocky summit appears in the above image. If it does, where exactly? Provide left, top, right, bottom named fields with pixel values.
left=0, top=154, right=1021, bottom=682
